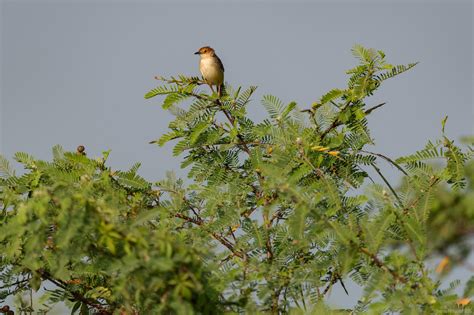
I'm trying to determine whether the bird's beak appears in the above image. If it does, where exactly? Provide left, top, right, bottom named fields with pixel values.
left=194, top=51, right=200, bottom=55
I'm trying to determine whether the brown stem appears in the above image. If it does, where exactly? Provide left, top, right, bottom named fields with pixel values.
left=38, top=270, right=112, bottom=314
left=364, top=102, right=386, bottom=115
left=359, top=247, right=407, bottom=283
left=322, top=272, right=338, bottom=296
left=360, top=149, right=408, bottom=176
left=0, top=277, right=30, bottom=290
left=215, top=99, right=252, bottom=155
left=402, top=176, right=440, bottom=214
left=319, top=102, right=385, bottom=139
left=174, top=213, right=243, bottom=259
left=371, top=163, right=403, bottom=206
left=264, top=213, right=274, bottom=261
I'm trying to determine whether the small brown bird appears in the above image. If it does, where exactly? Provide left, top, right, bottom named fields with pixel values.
left=194, top=46, right=224, bottom=96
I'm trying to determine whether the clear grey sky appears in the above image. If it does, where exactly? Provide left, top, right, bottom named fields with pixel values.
left=1, top=0, right=473, bottom=309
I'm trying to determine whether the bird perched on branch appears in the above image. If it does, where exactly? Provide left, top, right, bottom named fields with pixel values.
left=194, top=46, right=224, bottom=97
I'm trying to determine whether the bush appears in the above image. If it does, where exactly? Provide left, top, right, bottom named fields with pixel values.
left=1, top=45, right=473, bottom=314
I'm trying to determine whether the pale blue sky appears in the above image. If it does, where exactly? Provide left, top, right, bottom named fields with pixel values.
left=1, top=0, right=473, bottom=309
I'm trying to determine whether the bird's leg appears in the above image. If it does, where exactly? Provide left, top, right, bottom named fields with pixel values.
left=217, top=84, right=221, bottom=98
left=208, top=84, right=216, bottom=95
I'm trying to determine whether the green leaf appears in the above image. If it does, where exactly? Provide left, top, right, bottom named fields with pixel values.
left=441, top=115, right=448, bottom=134
left=403, top=216, right=426, bottom=249
left=71, top=301, right=81, bottom=315
left=52, top=145, right=65, bottom=160
left=281, top=101, right=297, bottom=120
left=320, top=89, right=345, bottom=104
left=289, top=204, right=310, bottom=240
left=153, top=130, right=183, bottom=146
left=0, top=155, right=15, bottom=178
left=262, top=94, right=284, bottom=119
left=374, top=62, right=418, bottom=83
left=14, top=152, right=36, bottom=167
left=172, top=139, right=189, bottom=156
left=463, top=276, right=474, bottom=297
left=236, top=86, right=257, bottom=109
left=351, top=44, right=376, bottom=63
left=115, top=171, right=150, bottom=190
left=162, top=93, right=190, bottom=109
left=367, top=213, right=396, bottom=252
left=144, top=85, right=178, bottom=99
left=189, top=121, right=210, bottom=144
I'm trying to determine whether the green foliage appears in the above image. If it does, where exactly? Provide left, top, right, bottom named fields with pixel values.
left=0, top=148, right=220, bottom=314
left=1, top=45, right=473, bottom=314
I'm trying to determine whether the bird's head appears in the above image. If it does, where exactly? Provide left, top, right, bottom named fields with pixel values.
left=194, top=46, right=215, bottom=57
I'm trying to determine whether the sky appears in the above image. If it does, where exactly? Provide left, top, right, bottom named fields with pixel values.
left=1, top=0, right=473, bottom=310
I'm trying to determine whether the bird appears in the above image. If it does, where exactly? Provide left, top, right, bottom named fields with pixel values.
left=194, top=46, right=224, bottom=96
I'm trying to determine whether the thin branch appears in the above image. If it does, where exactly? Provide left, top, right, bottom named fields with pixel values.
left=264, top=215, right=274, bottom=261
left=364, top=102, right=386, bottom=115
left=38, top=270, right=111, bottom=314
left=402, top=176, right=440, bottom=214
left=322, top=272, right=348, bottom=296
left=359, top=247, right=407, bottom=283
left=0, top=277, right=30, bottom=290
left=319, top=102, right=386, bottom=139
left=322, top=272, right=338, bottom=296
left=370, top=163, right=403, bottom=206
left=161, top=186, right=246, bottom=260
left=319, top=100, right=351, bottom=139
left=339, top=276, right=349, bottom=295
left=174, top=213, right=243, bottom=259
left=299, top=285, right=306, bottom=310
left=215, top=99, right=252, bottom=155
left=360, top=149, right=408, bottom=176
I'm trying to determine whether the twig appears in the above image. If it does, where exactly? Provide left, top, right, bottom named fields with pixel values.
left=322, top=272, right=338, bottom=296
left=370, top=163, right=403, bottom=207
left=360, top=149, right=407, bottom=176
left=0, top=277, right=30, bottom=290
left=364, top=102, right=386, bottom=115
left=264, top=217, right=274, bottom=261
left=322, top=272, right=348, bottom=296
left=38, top=270, right=111, bottom=314
left=319, top=102, right=386, bottom=139
left=402, top=176, right=440, bottom=214
left=215, top=99, right=252, bottom=155
left=174, top=213, right=243, bottom=259
left=359, top=247, right=407, bottom=283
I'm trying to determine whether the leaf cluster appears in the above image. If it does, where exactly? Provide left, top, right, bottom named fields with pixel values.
left=1, top=45, right=473, bottom=314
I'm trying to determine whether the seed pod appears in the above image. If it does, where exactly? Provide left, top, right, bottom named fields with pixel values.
left=76, top=145, right=86, bottom=155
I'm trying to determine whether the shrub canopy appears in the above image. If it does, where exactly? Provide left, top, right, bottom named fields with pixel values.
left=1, top=45, right=473, bottom=314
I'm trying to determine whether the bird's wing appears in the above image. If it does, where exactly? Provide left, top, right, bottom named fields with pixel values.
left=216, top=55, right=225, bottom=72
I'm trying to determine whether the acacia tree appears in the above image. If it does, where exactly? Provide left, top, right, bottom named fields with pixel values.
left=0, top=46, right=473, bottom=314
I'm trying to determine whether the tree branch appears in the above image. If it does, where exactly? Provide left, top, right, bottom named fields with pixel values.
left=359, top=247, right=407, bottom=283
left=319, top=102, right=386, bottom=139
left=360, top=149, right=408, bottom=176
left=370, top=163, right=403, bottom=206
left=0, top=277, right=30, bottom=290
left=174, top=213, right=244, bottom=259
left=38, top=270, right=112, bottom=314
left=364, top=102, right=386, bottom=115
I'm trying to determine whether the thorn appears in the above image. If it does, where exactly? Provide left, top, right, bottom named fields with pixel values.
left=339, top=277, right=349, bottom=295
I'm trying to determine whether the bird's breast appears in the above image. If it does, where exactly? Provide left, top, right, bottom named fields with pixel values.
left=200, top=58, right=224, bottom=85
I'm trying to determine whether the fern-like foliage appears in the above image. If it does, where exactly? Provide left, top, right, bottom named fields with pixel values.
left=0, top=45, right=472, bottom=314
